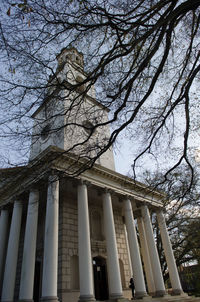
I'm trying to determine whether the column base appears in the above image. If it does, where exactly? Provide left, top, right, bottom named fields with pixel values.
left=135, top=291, right=148, bottom=299
left=154, top=290, right=166, bottom=297
left=109, top=293, right=124, bottom=300
left=18, top=300, right=34, bottom=302
left=40, top=296, right=59, bottom=302
left=171, top=289, right=183, bottom=295
left=79, top=294, right=95, bottom=302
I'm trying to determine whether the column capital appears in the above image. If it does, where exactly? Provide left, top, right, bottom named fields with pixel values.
left=124, top=196, right=137, bottom=207
left=48, top=174, right=59, bottom=183
left=156, top=207, right=166, bottom=216
left=102, top=187, right=113, bottom=195
left=45, top=169, right=60, bottom=182
left=27, top=183, right=40, bottom=191
left=78, top=179, right=91, bottom=187
left=14, top=199, right=23, bottom=206
left=158, top=207, right=166, bottom=214
left=0, top=204, right=10, bottom=211
left=140, top=203, right=148, bottom=215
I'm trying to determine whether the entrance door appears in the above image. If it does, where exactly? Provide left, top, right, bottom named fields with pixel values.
left=93, top=257, right=109, bottom=301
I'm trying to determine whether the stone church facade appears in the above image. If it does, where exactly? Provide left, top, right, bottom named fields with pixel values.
left=0, top=48, right=195, bottom=302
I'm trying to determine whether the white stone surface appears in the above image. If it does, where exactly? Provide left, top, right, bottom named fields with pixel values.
left=124, top=199, right=147, bottom=298
left=137, top=216, right=156, bottom=295
left=1, top=201, right=23, bottom=301
left=102, top=191, right=123, bottom=299
left=0, top=209, right=9, bottom=291
left=30, top=49, right=115, bottom=171
left=41, top=176, right=59, bottom=298
left=78, top=182, right=94, bottom=300
left=141, top=205, right=166, bottom=296
left=157, top=210, right=183, bottom=294
left=19, top=189, right=39, bottom=300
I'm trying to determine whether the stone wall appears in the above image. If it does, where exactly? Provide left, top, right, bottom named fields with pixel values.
left=58, top=196, right=132, bottom=301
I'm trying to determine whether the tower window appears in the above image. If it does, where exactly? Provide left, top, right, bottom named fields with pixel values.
left=82, top=120, right=95, bottom=135
left=41, top=124, right=51, bottom=141
left=76, top=75, right=85, bottom=92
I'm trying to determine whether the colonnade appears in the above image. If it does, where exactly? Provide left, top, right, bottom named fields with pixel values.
left=0, top=176, right=183, bottom=302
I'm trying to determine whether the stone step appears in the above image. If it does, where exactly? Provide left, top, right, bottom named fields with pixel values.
left=114, top=295, right=200, bottom=302
left=96, top=296, right=200, bottom=302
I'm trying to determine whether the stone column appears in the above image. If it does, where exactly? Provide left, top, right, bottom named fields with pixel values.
left=78, top=181, right=95, bottom=302
left=124, top=199, right=147, bottom=298
left=41, top=175, right=59, bottom=302
left=141, top=204, right=166, bottom=297
left=137, top=216, right=155, bottom=296
left=157, top=210, right=183, bottom=295
left=1, top=201, right=23, bottom=302
left=19, top=189, right=39, bottom=302
left=102, top=190, right=123, bottom=299
left=0, top=208, right=9, bottom=293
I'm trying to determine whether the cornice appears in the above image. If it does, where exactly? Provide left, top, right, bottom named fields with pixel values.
left=0, top=146, right=166, bottom=208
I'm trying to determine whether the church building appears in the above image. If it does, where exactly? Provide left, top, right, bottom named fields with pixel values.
left=0, top=48, right=194, bottom=302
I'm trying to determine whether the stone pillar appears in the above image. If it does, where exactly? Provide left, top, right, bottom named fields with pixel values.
left=124, top=199, right=147, bottom=298
left=19, top=189, right=39, bottom=302
left=0, top=208, right=9, bottom=293
left=157, top=210, right=183, bottom=295
left=78, top=181, right=95, bottom=302
left=1, top=201, right=23, bottom=302
left=102, top=190, right=123, bottom=299
left=41, top=175, right=59, bottom=302
left=141, top=204, right=166, bottom=297
left=137, top=216, right=156, bottom=296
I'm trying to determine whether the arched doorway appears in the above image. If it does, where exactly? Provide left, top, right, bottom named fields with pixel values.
left=93, top=256, right=109, bottom=300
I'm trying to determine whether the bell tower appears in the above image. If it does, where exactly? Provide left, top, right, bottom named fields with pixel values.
left=30, top=48, right=115, bottom=171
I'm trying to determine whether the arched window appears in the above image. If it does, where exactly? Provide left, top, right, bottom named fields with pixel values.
left=41, top=124, right=51, bottom=141
left=76, top=75, right=85, bottom=92
left=91, top=210, right=104, bottom=241
left=82, top=120, right=94, bottom=135
left=70, top=255, right=79, bottom=290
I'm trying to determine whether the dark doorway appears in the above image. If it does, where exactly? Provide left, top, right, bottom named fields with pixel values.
left=93, top=256, right=109, bottom=300
left=33, top=260, right=41, bottom=302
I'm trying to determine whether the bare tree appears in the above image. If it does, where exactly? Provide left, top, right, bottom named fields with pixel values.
left=0, top=0, right=200, bottom=183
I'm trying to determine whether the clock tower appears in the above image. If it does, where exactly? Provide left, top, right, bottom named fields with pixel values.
left=30, top=48, right=115, bottom=171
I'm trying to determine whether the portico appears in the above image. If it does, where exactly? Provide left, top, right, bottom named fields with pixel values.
left=0, top=147, right=186, bottom=302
